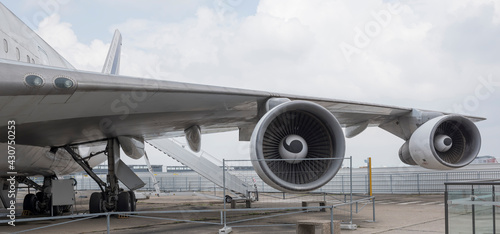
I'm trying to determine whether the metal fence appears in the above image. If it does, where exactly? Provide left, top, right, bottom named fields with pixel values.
left=4, top=157, right=374, bottom=234
left=7, top=161, right=499, bottom=233
left=66, top=163, right=500, bottom=195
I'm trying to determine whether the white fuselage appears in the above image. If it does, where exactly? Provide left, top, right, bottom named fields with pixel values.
left=0, top=4, right=107, bottom=178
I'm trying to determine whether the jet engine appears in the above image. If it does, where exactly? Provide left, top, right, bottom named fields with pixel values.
left=398, top=115, right=481, bottom=170
left=250, top=101, right=345, bottom=192
left=118, top=136, right=145, bottom=159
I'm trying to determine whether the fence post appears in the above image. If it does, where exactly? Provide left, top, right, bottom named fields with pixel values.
left=417, top=174, right=420, bottom=195
left=365, top=174, right=368, bottom=194
left=445, top=184, right=448, bottom=234
left=372, top=196, right=376, bottom=222
left=472, top=186, right=476, bottom=232
left=107, top=213, right=110, bottom=234
left=223, top=159, right=227, bottom=228
left=160, top=177, right=163, bottom=191
left=390, top=174, right=393, bottom=194
left=492, top=185, right=496, bottom=233
left=342, top=175, right=344, bottom=194
left=350, top=156, right=353, bottom=225
left=220, top=210, right=223, bottom=225
left=330, top=206, right=334, bottom=234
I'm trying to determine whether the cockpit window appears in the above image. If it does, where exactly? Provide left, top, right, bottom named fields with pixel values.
left=16, top=47, right=20, bottom=61
left=27, top=55, right=30, bottom=63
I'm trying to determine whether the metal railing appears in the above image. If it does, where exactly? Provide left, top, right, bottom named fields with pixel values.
left=1, top=202, right=371, bottom=234
left=445, top=179, right=500, bottom=234
left=64, top=164, right=500, bottom=195
left=3, top=157, right=376, bottom=233
left=7, top=162, right=500, bottom=233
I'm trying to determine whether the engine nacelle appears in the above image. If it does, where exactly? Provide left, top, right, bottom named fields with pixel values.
left=250, top=100, right=345, bottom=192
left=118, top=136, right=145, bottom=159
left=399, top=115, right=481, bottom=170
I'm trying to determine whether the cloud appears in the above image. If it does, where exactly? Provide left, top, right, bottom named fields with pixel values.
left=37, top=14, right=109, bottom=72
left=29, top=0, right=500, bottom=167
left=441, top=3, right=500, bottom=64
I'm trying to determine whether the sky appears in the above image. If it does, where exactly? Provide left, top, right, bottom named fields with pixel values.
left=2, top=0, right=499, bottom=168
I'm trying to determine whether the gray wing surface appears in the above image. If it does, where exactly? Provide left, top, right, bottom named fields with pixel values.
left=0, top=59, right=484, bottom=147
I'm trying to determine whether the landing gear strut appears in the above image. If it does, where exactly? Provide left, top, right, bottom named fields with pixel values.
left=65, top=138, right=135, bottom=213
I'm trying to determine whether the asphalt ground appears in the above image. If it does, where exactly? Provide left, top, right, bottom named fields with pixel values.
left=1, top=191, right=445, bottom=234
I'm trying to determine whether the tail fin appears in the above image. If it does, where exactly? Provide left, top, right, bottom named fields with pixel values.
left=102, top=30, right=122, bottom=75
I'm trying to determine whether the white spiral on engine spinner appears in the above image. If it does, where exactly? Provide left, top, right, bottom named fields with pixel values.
left=279, top=135, right=308, bottom=164
left=434, top=134, right=453, bottom=152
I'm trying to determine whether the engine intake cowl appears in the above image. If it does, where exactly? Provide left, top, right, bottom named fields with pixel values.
left=250, top=101, right=345, bottom=192
left=406, top=115, right=481, bottom=170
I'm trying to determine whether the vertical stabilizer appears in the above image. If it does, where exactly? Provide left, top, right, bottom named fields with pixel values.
left=102, top=30, right=122, bottom=75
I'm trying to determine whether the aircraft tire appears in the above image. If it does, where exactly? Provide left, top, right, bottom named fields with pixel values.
left=35, top=192, right=44, bottom=201
left=225, top=195, right=233, bottom=203
left=117, top=191, right=131, bottom=212
left=23, top=194, right=38, bottom=214
left=89, top=192, right=103, bottom=213
left=128, top=191, right=136, bottom=212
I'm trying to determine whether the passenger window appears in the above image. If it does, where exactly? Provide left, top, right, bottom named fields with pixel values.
left=3, top=39, right=7, bottom=53
left=16, top=47, right=20, bottom=60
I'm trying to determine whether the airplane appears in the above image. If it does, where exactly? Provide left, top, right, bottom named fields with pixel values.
left=0, top=3, right=483, bottom=216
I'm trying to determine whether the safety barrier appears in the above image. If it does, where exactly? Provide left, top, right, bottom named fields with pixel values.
left=65, top=164, right=500, bottom=195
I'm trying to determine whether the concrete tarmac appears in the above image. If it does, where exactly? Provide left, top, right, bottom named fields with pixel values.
left=1, top=192, right=445, bottom=233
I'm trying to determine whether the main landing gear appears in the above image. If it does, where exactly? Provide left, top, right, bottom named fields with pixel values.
left=18, top=176, right=74, bottom=216
left=64, top=138, right=137, bottom=213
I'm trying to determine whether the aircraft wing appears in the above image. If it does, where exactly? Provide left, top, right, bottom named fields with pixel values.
left=0, top=58, right=484, bottom=147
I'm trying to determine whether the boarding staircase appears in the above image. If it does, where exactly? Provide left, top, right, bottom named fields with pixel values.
left=146, top=138, right=253, bottom=200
